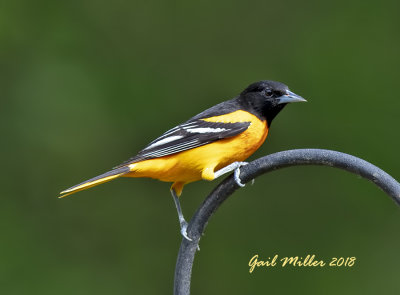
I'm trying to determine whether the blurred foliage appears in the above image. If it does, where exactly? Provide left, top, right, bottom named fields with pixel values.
left=1, top=0, right=400, bottom=294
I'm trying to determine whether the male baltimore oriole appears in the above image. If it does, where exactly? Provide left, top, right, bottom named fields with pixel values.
left=60, top=80, right=306, bottom=240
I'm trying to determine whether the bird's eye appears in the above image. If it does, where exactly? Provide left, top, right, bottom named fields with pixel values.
left=265, top=89, right=273, bottom=96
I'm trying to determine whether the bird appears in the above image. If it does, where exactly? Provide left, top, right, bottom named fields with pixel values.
left=60, top=80, right=306, bottom=240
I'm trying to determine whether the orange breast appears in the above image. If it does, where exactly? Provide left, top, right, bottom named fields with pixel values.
left=125, top=110, right=269, bottom=184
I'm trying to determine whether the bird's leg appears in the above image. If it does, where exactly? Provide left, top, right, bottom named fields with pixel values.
left=170, top=189, right=192, bottom=241
left=214, top=161, right=249, bottom=187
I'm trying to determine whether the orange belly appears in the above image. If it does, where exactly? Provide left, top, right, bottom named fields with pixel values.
left=124, top=110, right=269, bottom=194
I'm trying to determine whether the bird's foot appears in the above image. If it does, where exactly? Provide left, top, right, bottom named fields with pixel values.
left=234, top=162, right=248, bottom=187
left=180, top=220, right=192, bottom=241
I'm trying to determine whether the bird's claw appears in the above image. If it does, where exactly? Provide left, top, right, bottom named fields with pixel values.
left=234, top=163, right=248, bottom=187
left=180, top=221, right=200, bottom=250
left=180, top=221, right=192, bottom=241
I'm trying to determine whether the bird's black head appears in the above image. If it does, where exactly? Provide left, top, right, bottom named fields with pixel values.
left=238, top=80, right=306, bottom=126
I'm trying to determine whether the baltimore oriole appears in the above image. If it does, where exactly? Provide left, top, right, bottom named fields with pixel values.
left=60, top=80, right=306, bottom=240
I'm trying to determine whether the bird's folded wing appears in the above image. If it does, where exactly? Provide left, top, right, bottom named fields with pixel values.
left=115, top=119, right=250, bottom=167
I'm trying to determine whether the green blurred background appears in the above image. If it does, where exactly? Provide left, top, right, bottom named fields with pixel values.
left=2, top=0, right=400, bottom=294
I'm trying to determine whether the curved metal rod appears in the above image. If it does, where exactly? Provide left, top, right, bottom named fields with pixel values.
left=174, top=149, right=400, bottom=295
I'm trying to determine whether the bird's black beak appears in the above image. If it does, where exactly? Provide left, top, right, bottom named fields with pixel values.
left=277, top=90, right=307, bottom=104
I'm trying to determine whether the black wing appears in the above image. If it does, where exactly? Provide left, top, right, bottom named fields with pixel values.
left=115, top=119, right=250, bottom=167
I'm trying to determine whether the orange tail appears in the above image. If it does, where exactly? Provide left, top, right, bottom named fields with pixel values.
left=59, top=166, right=130, bottom=198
